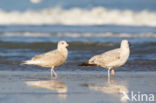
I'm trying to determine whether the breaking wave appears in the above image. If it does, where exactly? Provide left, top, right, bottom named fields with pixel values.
left=0, top=7, right=156, bottom=26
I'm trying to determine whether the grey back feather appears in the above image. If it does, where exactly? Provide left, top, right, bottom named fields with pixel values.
left=89, top=48, right=120, bottom=67
left=31, top=49, right=67, bottom=67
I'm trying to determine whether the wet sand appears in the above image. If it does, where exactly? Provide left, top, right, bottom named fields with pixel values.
left=0, top=71, right=156, bottom=103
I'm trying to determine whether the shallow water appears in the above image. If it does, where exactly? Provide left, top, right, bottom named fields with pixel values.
left=0, top=71, right=156, bottom=103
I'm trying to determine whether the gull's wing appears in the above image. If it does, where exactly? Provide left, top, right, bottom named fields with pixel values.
left=24, top=49, right=66, bottom=67
left=89, top=48, right=120, bottom=67
left=32, top=49, right=60, bottom=60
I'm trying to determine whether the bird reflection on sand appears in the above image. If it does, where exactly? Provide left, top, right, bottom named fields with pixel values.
left=82, top=79, right=129, bottom=103
left=25, top=80, right=68, bottom=99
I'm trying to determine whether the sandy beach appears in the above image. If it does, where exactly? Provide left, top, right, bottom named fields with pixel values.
left=0, top=71, right=155, bottom=103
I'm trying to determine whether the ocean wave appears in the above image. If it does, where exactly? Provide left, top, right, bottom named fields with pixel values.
left=0, top=40, right=155, bottom=52
left=1, top=32, right=156, bottom=38
left=0, top=7, right=156, bottom=26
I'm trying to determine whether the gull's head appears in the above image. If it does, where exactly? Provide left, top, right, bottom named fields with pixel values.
left=121, top=40, right=129, bottom=49
left=58, top=40, right=69, bottom=48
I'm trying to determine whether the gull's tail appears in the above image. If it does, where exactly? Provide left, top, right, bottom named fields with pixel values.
left=21, top=60, right=38, bottom=65
left=21, top=60, right=32, bottom=65
left=78, top=61, right=97, bottom=66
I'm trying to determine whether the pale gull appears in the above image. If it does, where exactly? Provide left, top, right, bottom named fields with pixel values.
left=23, top=40, right=69, bottom=79
left=80, top=40, right=130, bottom=79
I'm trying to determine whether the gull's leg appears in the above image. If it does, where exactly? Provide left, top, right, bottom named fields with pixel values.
left=108, top=69, right=110, bottom=78
left=107, top=68, right=111, bottom=83
left=51, top=66, right=54, bottom=80
left=53, top=69, right=58, bottom=79
left=111, top=69, right=115, bottom=76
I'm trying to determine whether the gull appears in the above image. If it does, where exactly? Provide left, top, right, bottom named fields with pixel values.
left=23, top=40, right=69, bottom=79
left=80, top=40, right=130, bottom=79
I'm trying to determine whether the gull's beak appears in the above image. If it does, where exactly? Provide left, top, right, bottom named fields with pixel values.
left=66, top=43, right=69, bottom=47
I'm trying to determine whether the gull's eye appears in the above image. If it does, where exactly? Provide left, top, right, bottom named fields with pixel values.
left=62, top=42, right=64, bottom=45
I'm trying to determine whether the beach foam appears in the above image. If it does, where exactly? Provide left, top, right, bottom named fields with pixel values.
left=0, top=7, right=156, bottom=26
